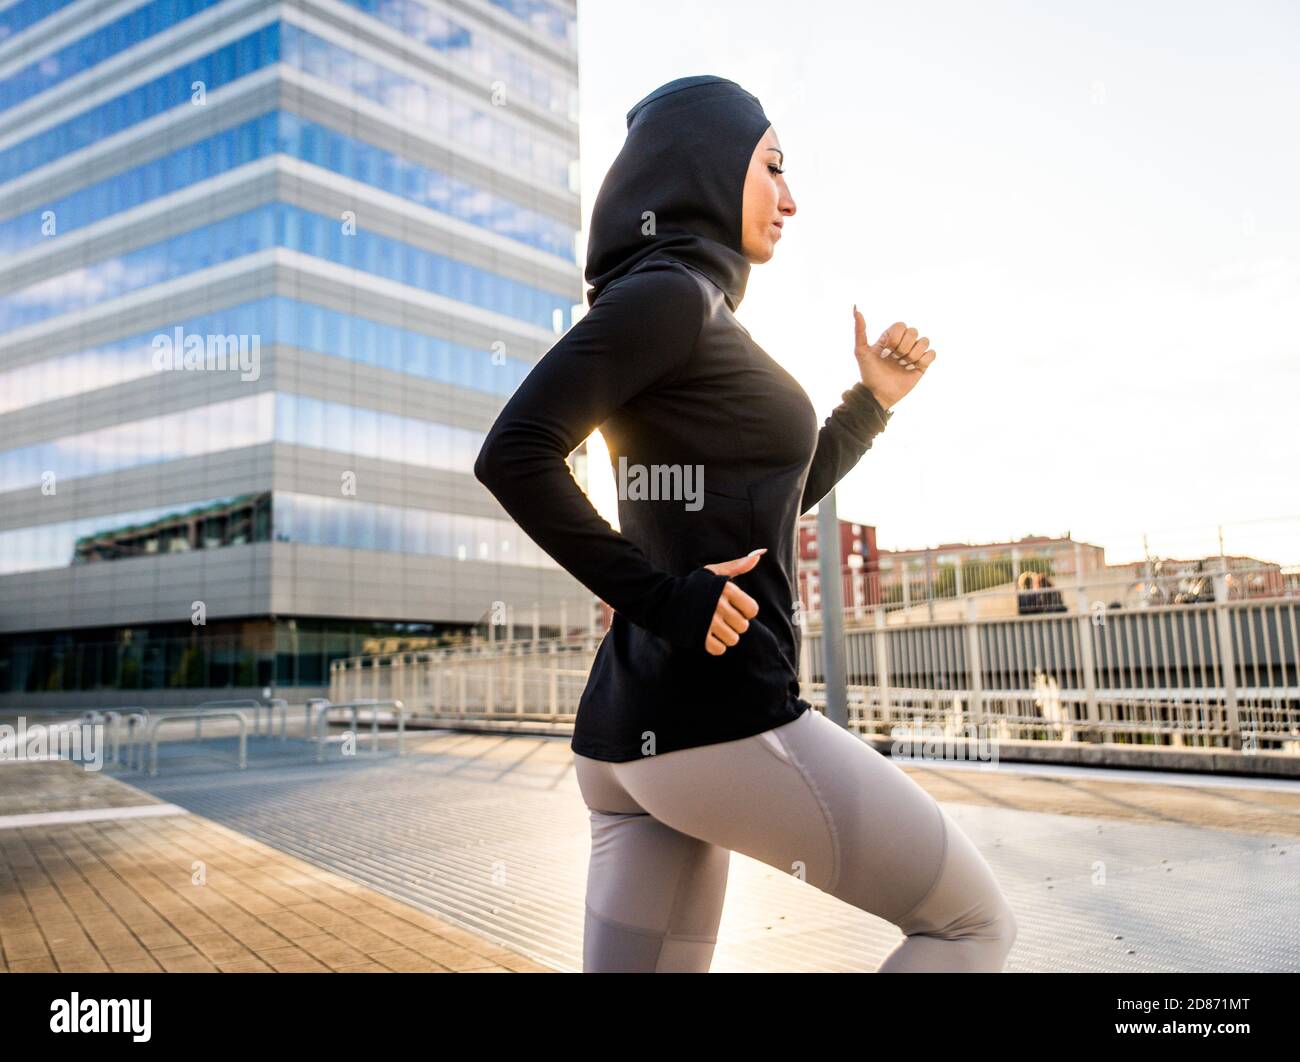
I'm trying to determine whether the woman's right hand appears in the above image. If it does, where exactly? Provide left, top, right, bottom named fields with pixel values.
left=701, top=548, right=765, bottom=655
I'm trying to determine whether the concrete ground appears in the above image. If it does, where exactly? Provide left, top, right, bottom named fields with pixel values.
left=2, top=722, right=1296, bottom=972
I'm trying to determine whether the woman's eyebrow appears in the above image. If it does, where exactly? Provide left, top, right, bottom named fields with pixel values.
left=767, top=147, right=784, bottom=164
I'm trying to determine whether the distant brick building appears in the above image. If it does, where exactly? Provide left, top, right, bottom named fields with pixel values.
left=796, top=523, right=1111, bottom=616
left=879, top=534, right=1107, bottom=582
left=796, top=514, right=882, bottom=617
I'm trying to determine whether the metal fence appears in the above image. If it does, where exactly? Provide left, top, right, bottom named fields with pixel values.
left=332, top=639, right=598, bottom=727
left=800, top=586, right=1300, bottom=754
left=331, top=571, right=1300, bottom=756
left=806, top=557, right=1298, bottom=626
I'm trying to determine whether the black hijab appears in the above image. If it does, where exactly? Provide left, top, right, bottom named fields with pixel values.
left=583, top=75, right=773, bottom=312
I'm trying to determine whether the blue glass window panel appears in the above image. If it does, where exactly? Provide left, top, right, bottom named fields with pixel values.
left=402, top=507, right=428, bottom=554
left=1, top=297, right=533, bottom=421
left=374, top=503, right=399, bottom=552
left=350, top=500, right=375, bottom=550
left=378, top=412, right=402, bottom=460
left=306, top=396, right=332, bottom=450
left=323, top=402, right=352, bottom=455
left=343, top=407, right=369, bottom=457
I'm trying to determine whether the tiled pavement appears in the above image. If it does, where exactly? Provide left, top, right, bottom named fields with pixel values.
left=3, top=722, right=1298, bottom=973
left=0, top=760, right=551, bottom=973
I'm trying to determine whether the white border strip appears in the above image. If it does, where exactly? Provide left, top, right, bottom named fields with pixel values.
left=900, top=754, right=1300, bottom=793
left=0, top=803, right=189, bottom=829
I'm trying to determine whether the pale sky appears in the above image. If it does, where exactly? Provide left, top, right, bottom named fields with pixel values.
left=572, top=0, right=1300, bottom=566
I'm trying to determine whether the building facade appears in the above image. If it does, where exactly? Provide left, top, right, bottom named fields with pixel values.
left=795, top=513, right=881, bottom=619
left=878, top=533, right=1108, bottom=594
left=795, top=518, right=1112, bottom=619
left=0, top=0, right=590, bottom=706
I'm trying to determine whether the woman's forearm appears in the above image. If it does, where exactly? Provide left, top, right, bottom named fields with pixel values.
left=473, top=266, right=728, bottom=648
left=798, top=382, right=892, bottom=515
left=475, top=425, right=727, bottom=647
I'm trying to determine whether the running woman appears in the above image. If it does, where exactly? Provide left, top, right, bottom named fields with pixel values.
left=475, top=75, right=1017, bottom=973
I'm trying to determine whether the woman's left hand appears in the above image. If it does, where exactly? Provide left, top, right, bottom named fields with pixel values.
left=852, top=306, right=937, bottom=410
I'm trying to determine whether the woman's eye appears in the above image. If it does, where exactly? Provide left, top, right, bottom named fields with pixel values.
left=769, top=165, right=785, bottom=175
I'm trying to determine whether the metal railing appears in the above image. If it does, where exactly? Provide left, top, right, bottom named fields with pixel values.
left=306, top=697, right=330, bottom=739
left=107, top=699, right=290, bottom=769
left=79, top=708, right=127, bottom=766
left=331, top=639, right=598, bottom=724
left=147, top=709, right=248, bottom=775
left=42, top=697, right=403, bottom=774
left=192, top=698, right=287, bottom=740
left=311, top=699, right=406, bottom=762
left=123, top=710, right=150, bottom=769
left=330, top=580, right=1300, bottom=756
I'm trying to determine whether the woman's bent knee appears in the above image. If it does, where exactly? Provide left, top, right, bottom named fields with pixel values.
left=901, top=881, right=1017, bottom=949
left=895, top=810, right=1018, bottom=965
left=954, top=893, right=1017, bottom=965
left=881, top=891, right=1017, bottom=972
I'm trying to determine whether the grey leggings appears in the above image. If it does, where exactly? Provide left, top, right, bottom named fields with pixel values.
left=574, top=707, right=1018, bottom=972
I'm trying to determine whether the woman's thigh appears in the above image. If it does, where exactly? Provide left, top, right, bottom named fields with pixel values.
left=610, top=708, right=951, bottom=927
left=574, top=753, right=731, bottom=972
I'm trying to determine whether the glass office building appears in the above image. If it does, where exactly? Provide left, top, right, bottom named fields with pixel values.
left=0, top=0, right=587, bottom=705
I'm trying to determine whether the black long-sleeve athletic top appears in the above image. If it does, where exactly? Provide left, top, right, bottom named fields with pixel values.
left=473, top=75, right=892, bottom=762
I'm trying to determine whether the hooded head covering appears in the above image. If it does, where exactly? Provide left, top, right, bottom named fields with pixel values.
left=583, top=75, right=772, bottom=311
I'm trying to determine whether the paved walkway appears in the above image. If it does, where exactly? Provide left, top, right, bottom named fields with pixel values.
left=0, top=759, right=550, bottom=972
left=3, top=723, right=1297, bottom=972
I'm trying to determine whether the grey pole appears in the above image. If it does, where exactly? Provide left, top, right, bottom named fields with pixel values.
left=816, top=490, right=849, bottom=728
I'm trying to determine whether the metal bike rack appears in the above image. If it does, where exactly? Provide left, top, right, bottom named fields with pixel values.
left=78, top=709, right=125, bottom=766
left=123, top=710, right=150, bottom=770
left=147, top=710, right=248, bottom=776
left=191, top=699, right=256, bottom=739
left=193, top=699, right=285, bottom=740
left=306, top=698, right=330, bottom=740
left=260, top=697, right=289, bottom=739
left=313, top=699, right=405, bottom=762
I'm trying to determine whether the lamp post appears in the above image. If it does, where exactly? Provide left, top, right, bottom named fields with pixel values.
left=816, top=490, right=848, bottom=728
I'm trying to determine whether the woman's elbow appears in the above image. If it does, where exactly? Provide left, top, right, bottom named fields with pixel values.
left=475, top=426, right=549, bottom=491
left=473, top=437, right=500, bottom=489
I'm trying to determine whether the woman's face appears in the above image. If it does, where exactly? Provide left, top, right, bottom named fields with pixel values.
left=740, top=125, right=796, bottom=264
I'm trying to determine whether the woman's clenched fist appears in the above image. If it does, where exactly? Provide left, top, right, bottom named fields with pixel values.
left=701, top=548, right=765, bottom=655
